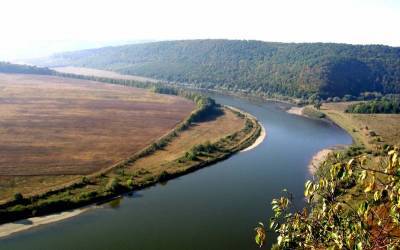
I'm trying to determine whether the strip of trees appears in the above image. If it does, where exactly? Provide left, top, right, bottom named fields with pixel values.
left=346, top=97, right=400, bottom=114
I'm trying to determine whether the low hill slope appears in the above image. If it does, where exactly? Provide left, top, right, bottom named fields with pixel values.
left=0, top=61, right=54, bottom=75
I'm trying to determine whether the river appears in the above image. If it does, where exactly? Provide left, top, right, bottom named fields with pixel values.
left=0, top=93, right=352, bottom=249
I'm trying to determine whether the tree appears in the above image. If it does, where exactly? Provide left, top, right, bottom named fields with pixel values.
left=313, top=101, right=322, bottom=110
left=13, top=192, right=23, bottom=202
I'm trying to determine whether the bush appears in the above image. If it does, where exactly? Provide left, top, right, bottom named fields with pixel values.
left=185, top=150, right=198, bottom=161
left=13, top=192, right=24, bottom=202
left=77, top=191, right=97, bottom=200
left=126, top=179, right=134, bottom=188
left=9, top=204, right=27, bottom=212
left=105, top=178, right=120, bottom=192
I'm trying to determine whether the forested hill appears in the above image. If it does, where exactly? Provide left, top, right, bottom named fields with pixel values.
left=0, top=62, right=54, bottom=75
left=35, top=40, right=400, bottom=98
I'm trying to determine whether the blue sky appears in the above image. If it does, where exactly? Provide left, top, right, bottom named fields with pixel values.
left=0, top=0, right=399, bottom=60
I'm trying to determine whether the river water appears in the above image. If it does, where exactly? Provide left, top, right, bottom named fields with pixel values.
left=0, top=93, right=352, bottom=250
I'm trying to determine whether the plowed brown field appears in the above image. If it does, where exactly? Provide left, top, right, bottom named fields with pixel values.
left=0, top=73, right=195, bottom=176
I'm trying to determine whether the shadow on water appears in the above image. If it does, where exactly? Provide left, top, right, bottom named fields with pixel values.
left=13, top=219, right=33, bottom=226
left=106, top=197, right=123, bottom=209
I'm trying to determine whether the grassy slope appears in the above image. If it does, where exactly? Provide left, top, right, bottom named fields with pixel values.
left=322, top=102, right=400, bottom=149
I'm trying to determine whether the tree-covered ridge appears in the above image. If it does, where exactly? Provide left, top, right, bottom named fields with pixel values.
left=346, top=97, right=400, bottom=114
left=37, top=40, right=400, bottom=98
left=0, top=62, right=54, bottom=75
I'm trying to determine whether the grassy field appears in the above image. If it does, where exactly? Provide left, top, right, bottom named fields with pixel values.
left=0, top=73, right=195, bottom=201
left=322, top=102, right=400, bottom=149
left=53, top=66, right=159, bottom=83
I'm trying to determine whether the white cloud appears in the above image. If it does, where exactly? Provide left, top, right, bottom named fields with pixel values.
left=0, top=0, right=399, bottom=60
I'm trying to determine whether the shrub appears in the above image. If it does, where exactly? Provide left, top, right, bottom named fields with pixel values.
left=13, top=192, right=24, bottom=202
left=126, top=179, right=134, bottom=188
left=185, top=150, right=198, bottom=161
left=105, top=178, right=120, bottom=192
left=158, top=171, right=170, bottom=181
left=77, top=191, right=97, bottom=200
left=8, top=204, right=27, bottom=212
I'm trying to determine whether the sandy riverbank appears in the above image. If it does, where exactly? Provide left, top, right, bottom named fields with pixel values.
left=308, top=149, right=333, bottom=175
left=0, top=207, right=89, bottom=239
left=241, top=124, right=266, bottom=152
left=286, top=106, right=305, bottom=116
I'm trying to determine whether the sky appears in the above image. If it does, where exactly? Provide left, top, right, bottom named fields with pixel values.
left=0, top=0, right=399, bottom=61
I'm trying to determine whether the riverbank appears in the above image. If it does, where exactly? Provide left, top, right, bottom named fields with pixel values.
left=241, top=124, right=266, bottom=152
left=0, top=207, right=89, bottom=238
left=286, top=106, right=305, bottom=116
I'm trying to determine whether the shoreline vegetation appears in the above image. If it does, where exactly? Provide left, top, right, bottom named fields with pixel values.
left=0, top=73, right=263, bottom=234
left=241, top=124, right=266, bottom=152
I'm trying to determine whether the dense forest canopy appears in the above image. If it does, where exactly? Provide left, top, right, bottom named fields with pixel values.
left=35, top=40, right=400, bottom=99
left=0, top=62, right=54, bottom=75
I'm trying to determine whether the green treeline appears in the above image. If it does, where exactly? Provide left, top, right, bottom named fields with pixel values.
left=0, top=61, right=54, bottom=75
left=346, top=97, right=400, bottom=114
left=36, top=40, right=400, bottom=99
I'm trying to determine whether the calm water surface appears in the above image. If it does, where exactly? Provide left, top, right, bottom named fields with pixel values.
left=0, top=94, right=352, bottom=249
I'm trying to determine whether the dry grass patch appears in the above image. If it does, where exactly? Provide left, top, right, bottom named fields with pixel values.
left=0, top=175, right=80, bottom=202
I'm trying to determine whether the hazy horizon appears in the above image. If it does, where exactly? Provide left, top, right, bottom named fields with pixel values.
left=1, top=0, right=399, bottom=61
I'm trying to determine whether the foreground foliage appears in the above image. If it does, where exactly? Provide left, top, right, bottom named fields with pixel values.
left=256, top=147, right=400, bottom=249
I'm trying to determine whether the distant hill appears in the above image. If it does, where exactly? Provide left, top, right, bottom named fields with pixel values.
left=34, top=40, right=400, bottom=98
left=0, top=62, right=54, bottom=75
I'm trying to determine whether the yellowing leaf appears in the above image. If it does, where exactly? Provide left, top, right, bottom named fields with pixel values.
left=364, top=180, right=375, bottom=193
left=254, top=225, right=266, bottom=248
